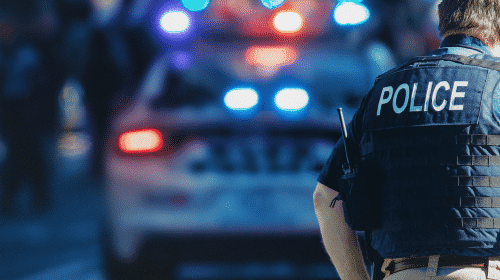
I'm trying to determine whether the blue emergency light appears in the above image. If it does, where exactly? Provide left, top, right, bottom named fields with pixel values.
left=260, top=0, right=287, bottom=9
left=181, top=0, right=210, bottom=12
left=224, top=88, right=259, bottom=110
left=334, top=1, right=370, bottom=25
left=274, top=88, right=309, bottom=111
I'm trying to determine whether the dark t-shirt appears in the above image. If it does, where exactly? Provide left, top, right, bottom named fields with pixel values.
left=317, top=108, right=362, bottom=192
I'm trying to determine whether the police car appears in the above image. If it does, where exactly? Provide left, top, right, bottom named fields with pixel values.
left=100, top=47, right=351, bottom=279
left=99, top=0, right=389, bottom=277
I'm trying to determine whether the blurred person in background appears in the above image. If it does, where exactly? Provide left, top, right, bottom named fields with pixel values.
left=0, top=0, right=64, bottom=216
left=59, top=0, right=129, bottom=183
left=83, top=0, right=131, bottom=183
left=314, top=0, right=500, bottom=279
left=60, top=0, right=159, bottom=183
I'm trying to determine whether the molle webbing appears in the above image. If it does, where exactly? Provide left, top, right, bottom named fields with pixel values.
left=384, top=217, right=500, bottom=230
left=385, top=176, right=500, bottom=189
left=367, top=134, right=500, bottom=152
left=389, top=197, right=500, bottom=208
left=370, top=53, right=500, bottom=256
left=381, top=155, right=500, bottom=168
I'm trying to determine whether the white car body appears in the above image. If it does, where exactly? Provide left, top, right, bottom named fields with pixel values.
left=103, top=49, right=354, bottom=279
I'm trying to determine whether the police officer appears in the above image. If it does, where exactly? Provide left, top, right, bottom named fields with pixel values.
left=0, top=0, right=62, bottom=215
left=314, top=0, right=500, bottom=279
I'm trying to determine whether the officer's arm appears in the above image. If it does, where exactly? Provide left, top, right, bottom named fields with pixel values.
left=313, top=182, right=370, bottom=280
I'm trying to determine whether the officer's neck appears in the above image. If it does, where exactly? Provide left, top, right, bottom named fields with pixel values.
left=490, top=44, right=500, bottom=57
left=478, top=34, right=500, bottom=57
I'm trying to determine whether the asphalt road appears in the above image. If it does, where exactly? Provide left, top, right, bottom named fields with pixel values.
left=0, top=143, right=105, bottom=280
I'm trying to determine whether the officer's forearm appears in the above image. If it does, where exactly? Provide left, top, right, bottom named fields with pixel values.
left=313, top=183, right=370, bottom=280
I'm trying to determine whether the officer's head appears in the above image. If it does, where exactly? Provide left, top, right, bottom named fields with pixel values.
left=438, top=0, right=500, bottom=46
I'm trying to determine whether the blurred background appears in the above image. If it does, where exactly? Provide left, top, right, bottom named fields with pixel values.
left=0, top=0, right=441, bottom=279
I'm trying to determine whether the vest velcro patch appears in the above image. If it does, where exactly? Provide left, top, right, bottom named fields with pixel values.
left=364, top=66, right=488, bottom=130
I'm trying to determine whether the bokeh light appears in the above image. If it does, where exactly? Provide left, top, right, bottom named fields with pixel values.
left=119, top=129, right=163, bottom=153
left=334, top=1, right=370, bottom=25
left=91, top=0, right=122, bottom=25
left=224, top=88, right=259, bottom=110
left=91, top=0, right=122, bottom=13
left=274, top=88, right=309, bottom=111
left=273, top=11, right=303, bottom=33
left=172, top=51, right=193, bottom=70
left=245, top=46, right=297, bottom=67
left=260, top=0, right=287, bottom=9
left=58, top=132, right=93, bottom=158
left=160, top=10, right=191, bottom=33
left=181, top=0, right=210, bottom=12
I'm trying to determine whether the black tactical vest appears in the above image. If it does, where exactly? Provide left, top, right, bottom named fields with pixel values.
left=360, top=54, right=500, bottom=258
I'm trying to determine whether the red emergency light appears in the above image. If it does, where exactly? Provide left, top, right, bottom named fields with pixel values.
left=245, top=46, right=297, bottom=67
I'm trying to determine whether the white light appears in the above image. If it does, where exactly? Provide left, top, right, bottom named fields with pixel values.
left=273, top=11, right=303, bottom=33
left=334, top=2, right=370, bottom=25
left=160, top=11, right=190, bottom=33
left=224, top=88, right=259, bottom=110
left=274, top=88, right=309, bottom=111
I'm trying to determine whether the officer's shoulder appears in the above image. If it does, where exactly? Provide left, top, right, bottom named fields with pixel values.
left=374, top=54, right=500, bottom=84
left=472, top=53, right=500, bottom=63
left=461, top=53, right=500, bottom=72
left=373, top=56, right=422, bottom=85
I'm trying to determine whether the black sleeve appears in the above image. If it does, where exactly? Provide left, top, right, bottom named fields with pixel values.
left=316, top=91, right=371, bottom=192
left=317, top=138, right=344, bottom=192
